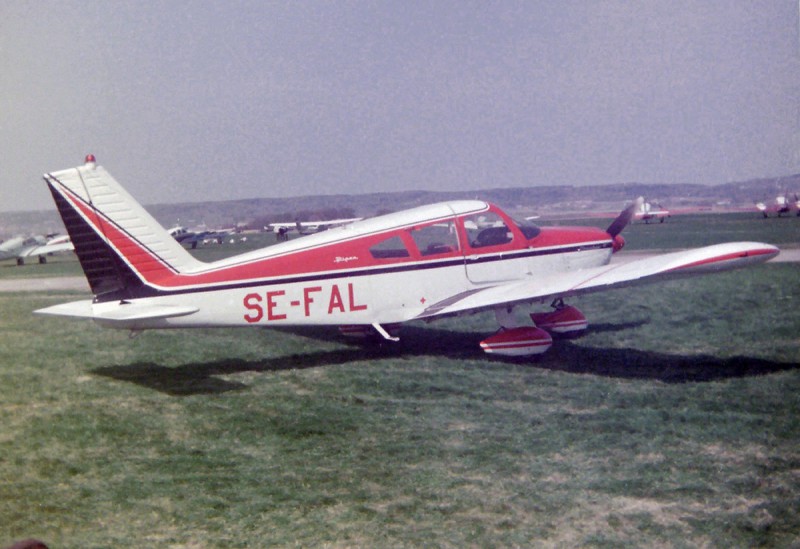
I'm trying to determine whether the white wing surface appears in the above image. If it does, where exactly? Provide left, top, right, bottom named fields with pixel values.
left=417, top=242, right=779, bottom=319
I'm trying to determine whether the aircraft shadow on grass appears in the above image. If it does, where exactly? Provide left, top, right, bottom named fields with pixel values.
left=90, top=322, right=799, bottom=396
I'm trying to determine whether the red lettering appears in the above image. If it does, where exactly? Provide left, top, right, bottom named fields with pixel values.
left=266, top=290, right=287, bottom=321
left=304, top=286, right=322, bottom=316
left=328, top=285, right=345, bottom=314
left=243, top=293, right=263, bottom=323
left=347, top=283, right=367, bottom=311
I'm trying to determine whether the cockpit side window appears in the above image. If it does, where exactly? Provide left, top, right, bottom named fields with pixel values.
left=514, top=219, right=541, bottom=239
left=463, top=212, right=514, bottom=248
left=409, top=220, right=460, bottom=256
left=369, top=235, right=411, bottom=259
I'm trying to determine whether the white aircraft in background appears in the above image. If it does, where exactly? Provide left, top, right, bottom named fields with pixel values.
left=756, top=192, right=800, bottom=217
left=0, top=234, right=74, bottom=265
left=36, top=155, right=779, bottom=357
left=168, top=225, right=236, bottom=249
left=634, top=200, right=670, bottom=223
left=267, top=218, right=363, bottom=240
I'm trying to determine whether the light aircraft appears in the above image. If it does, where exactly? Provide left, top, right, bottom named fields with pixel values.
left=0, top=233, right=73, bottom=265
left=168, top=225, right=235, bottom=249
left=755, top=192, right=800, bottom=217
left=267, top=219, right=364, bottom=233
left=36, top=155, right=779, bottom=357
left=267, top=218, right=363, bottom=240
left=634, top=200, right=670, bottom=223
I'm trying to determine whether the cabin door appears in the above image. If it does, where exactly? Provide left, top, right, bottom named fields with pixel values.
left=461, top=211, right=524, bottom=284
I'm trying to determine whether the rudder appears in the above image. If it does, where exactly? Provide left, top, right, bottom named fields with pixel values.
left=44, top=155, right=205, bottom=301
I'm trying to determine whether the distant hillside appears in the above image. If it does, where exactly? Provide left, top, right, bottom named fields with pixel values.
left=2, top=173, right=798, bottom=237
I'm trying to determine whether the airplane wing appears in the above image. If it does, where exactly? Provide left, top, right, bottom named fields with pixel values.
left=268, top=218, right=362, bottom=232
left=315, top=217, right=362, bottom=226
left=18, top=240, right=74, bottom=257
left=267, top=222, right=294, bottom=230
left=416, top=242, right=779, bottom=319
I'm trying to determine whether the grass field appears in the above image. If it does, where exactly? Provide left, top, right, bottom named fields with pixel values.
left=0, top=214, right=798, bottom=547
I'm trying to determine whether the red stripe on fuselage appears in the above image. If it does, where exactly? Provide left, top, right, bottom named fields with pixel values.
left=532, top=226, right=610, bottom=247
left=55, top=181, right=616, bottom=293
left=57, top=185, right=179, bottom=283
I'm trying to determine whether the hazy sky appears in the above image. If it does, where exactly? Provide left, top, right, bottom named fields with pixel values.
left=2, top=1, right=798, bottom=212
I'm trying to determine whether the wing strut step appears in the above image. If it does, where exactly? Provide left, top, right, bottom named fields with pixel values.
left=372, top=323, right=400, bottom=342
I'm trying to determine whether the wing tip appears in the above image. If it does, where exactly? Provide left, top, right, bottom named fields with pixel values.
left=668, top=242, right=780, bottom=273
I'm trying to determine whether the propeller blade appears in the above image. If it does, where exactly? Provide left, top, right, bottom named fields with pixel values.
left=606, top=197, right=643, bottom=237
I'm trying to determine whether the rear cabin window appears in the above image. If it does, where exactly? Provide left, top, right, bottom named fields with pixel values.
left=463, top=212, right=514, bottom=248
left=409, top=221, right=460, bottom=256
left=369, top=236, right=410, bottom=259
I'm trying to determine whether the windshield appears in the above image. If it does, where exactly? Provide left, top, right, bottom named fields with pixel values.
left=513, top=218, right=541, bottom=239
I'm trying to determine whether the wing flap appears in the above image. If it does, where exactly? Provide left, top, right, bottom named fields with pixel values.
left=417, top=242, right=779, bottom=319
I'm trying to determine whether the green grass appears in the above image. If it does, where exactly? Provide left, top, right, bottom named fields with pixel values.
left=1, top=213, right=798, bottom=546
left=0, top=256, right=83, bottom=278
left=1, top=262, right=798, bottom=547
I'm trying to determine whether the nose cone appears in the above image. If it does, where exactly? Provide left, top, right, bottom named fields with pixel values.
left=612, top=234, right=625, bottom=253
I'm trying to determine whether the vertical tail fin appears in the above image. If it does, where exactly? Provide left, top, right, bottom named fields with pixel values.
left=44, top=155, right=204, bottom=301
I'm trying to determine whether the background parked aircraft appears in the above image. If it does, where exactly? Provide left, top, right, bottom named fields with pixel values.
left=0, top=234, right=73, bottom=265
left=267, top=218, right=363, bottom=234
left=634, top=200, right=670, bottom=223
left=755, top=192, right=800, bottom=217
left=168, top=225, right=236, bottom=249
left=267, top=218, right=363, bottom=241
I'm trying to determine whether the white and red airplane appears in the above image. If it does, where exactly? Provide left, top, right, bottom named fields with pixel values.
left=634, top=200, right=670, bottom=223
left=36, top=155, right=779, bottom=357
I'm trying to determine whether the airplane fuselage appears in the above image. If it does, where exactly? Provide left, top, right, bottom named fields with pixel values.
left=86, top=201, right=614, bottom=330
left=37, top=157, right=780, bottom=357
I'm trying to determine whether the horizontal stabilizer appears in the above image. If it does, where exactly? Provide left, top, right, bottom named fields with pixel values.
left=34, top=300, right=95, bottom=319
left=35, top=300, right=199, bottom=327
left=416, top=242, right=779, bottom=319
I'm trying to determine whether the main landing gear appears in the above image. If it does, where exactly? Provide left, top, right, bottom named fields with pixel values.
left=529, top=298, right=588, bottom=336
left=480, top=299, right=588, bottom=357
left=15, top=256, right=48, bottom=266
